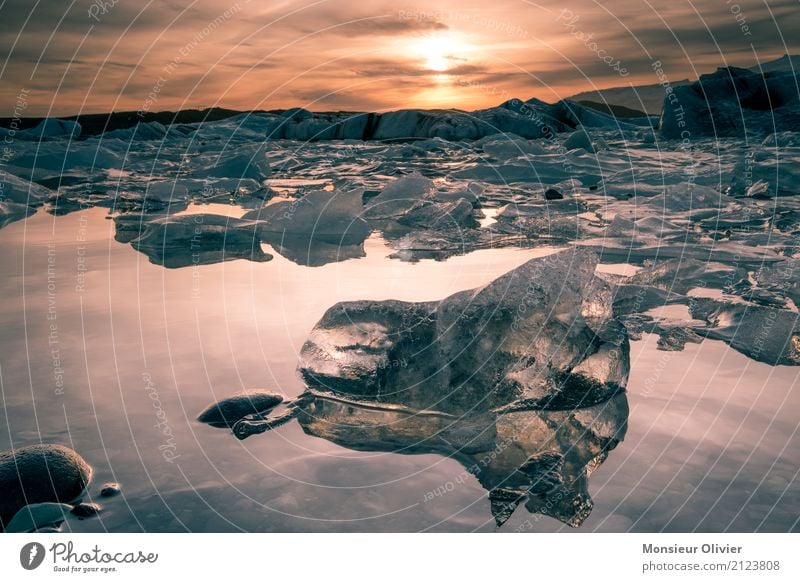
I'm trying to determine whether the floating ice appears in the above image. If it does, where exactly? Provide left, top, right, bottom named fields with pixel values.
left=481, top=135, right=549, bottom=160
left=433, top=182, right=484, bottom=206
left=124, top=213, right=271, bottom=268
left=11, top=142, right=124, bottom=173
left=300, top=249, right=629, bottom=413
left=690, top=299, right=800, bottom=365
left=363, top=172, right=436, bottom=219
left=103, top=121, right=169, bottom=141
left=0, top=170, right=51, bottom=205
left=397, top=198, right=477, bottom=230
left=281, top=391, right=628, bottom=527
left=246, top=188, right=370, bottom=242
left=728, top=153, right=800, bottom=198
left=0, top=201, right=34, bottom=229
left=643, top=183, right=739, bottom=214
left=194, top=145, right=271, bottom=182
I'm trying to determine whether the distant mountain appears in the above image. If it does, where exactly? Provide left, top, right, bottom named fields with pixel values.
left=567, top=80, right=690, bottom=117
left=0, top=107, right=250, bottom=137
left=568, top=54, right=799, bottom=117
left=749, top=53, right=800, bottom=73
left=575, top=100, right=653, bottom=120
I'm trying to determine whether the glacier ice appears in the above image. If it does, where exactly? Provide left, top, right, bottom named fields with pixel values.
left=564, top=128, right=595, bottom=153
left=124, top=213, right=271, bottom=268
left=660, top=67, right=800, bottom=139
left=397, top=198, right=477, bottom=230
left=193, top=145, right=271, bottom=182
left=245, top=188, right=370, bottom=242
left=690, top=299, right=799, bottom=365
left=19, top=118, right=81, bottom=140
left=299, top=248, right=629, bottom=414
left=363, top=172, right=436, bottom=220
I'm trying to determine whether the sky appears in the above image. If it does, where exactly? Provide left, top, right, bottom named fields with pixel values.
left=1, top=0, right=797, bottom=116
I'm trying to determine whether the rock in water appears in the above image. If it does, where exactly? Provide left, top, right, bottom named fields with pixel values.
left=300, top=248, right=629, bottom=413
left=544, top=188, right=563, bottom=200
left=71, top=502, right=102, bottom=519
left=197, top=391, right=284, bottom=428
left=99, top=483, right=122, bottom=497
left=0, top=444, right=92, bottom=530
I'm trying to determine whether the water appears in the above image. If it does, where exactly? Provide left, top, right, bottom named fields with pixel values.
left=1, top=206, right=797, bottom=532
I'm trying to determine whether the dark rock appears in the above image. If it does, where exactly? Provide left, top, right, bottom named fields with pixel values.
left=99, top=483, right=121, bottom=497
left=544, top=188, right=563, bottom=200
left=656, top=327, right=704, bottom=352
left=197, top=390, right=284, bottom=428
left=71, top=502, right=102, bottom=519
left=0, top=444, right=92, bottom=530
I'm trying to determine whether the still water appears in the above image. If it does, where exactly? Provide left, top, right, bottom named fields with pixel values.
left=0, top=206, right=797, bottom=532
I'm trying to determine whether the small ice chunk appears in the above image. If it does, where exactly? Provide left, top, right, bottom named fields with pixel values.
left=690, top=299, right=800, bottom=365
left=248, top=189, right=369, bottom=242
left=196, top=145, right=271, bottom=182
left=564, top=128, right=595, bottom=153
left=644, top=183, right=737, bottom=213
left=0, top=170, right=51, bottom=205
left=127, top=213, right=271, bottom=268
left=482, top=137, right=548, bottom=160
left=363, top=172, right=436, bottom=219
left=397, top=199, right=477, bottom=230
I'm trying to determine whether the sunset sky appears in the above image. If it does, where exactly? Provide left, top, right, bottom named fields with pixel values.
left=1, top=0, right=797, bottom=116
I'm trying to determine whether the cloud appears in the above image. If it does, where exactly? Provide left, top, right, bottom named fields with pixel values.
left=324, top=16, right=448, bottom=36
left=351, top=58, right=489, bottom=78
left=0, top=0, right=796, bottom=115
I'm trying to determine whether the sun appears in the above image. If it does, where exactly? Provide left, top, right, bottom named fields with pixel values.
left=410, top=33, right=471, bottom=73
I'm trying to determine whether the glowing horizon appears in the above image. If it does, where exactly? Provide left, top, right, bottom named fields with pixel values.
left=0, top=0, right=796, bottom=117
